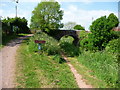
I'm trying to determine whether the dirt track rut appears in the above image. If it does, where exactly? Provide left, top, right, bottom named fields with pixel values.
left=0, top=34, right=33, bottom=89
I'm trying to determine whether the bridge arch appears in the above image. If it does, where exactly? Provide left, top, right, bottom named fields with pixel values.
left=51, top=30, right=80, bottom=46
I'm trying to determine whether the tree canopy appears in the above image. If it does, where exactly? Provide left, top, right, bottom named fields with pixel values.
left=89, top=13, right=119, bottom=50
left=74, top=25, right=85, bottom=30
left=30, top=0, right=64, bottom=33
left=2, top=17, right=30, bottom=35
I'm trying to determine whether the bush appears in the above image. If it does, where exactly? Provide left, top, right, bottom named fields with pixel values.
left=79, top=31, right=89, bottom=39
left=80, top=32, right=98, bottom=51
left=28, top=32, right=61, bottom=55
left=89, top=13, right=119, bottom=50
left=105, top=39, right=119, bottom=53
left=74, top=24, right=85, bottom=30
left=2, top=17, right=30, bottom=35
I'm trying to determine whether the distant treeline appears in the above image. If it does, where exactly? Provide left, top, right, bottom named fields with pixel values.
left=2, top=17, right=31, bottom=35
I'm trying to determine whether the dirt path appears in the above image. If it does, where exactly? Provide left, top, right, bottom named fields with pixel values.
left=0, top=34, right=33, bottom=89
left=61, top=54, right=93, bottom=88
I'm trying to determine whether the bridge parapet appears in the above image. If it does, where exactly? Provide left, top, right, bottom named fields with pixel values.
left=50, top=30, right=80, bottom=46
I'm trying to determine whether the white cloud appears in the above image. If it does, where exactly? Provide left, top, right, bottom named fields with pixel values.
left=0, top=9, right=3, bottom=15
left=0, top=3, right=7, bottom=7
left=62, top=5, right=118, bottom=30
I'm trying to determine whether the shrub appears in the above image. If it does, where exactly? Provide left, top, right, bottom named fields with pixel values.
left=28, top=32, right=61, bottom=55
left=89, top=13, right=119, bottom=50
left=60, top=42, right=80, bottom=57
left=79, top=31, right=89, bottom=39
left=105, top=39, right=119, bottom=53
left=80, top=33, right=98, bottom=51
left=74, top=24, right=85, bottom=30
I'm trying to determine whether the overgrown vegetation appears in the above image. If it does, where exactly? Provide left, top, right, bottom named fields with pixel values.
left=29, top=32, right=61, bottom=55
left=61, top=35, right=119, bottom=88
left=14, top=2, right=119, bottom=88
left=78, top=23, right=119, bottom=87
left=1, top=17, right=31, bottom=48
left=82, top=13, right=119, bottom=50
left=77, top=51, right=118, bottom=88
left=16, top=32, right=78, bottom=88
left=60, top=36, right=81, bottom=57
left=2, top=17, right=30, bottom=35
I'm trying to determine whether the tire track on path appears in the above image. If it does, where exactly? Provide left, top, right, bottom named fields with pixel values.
left=0, top=34, right=33, bottom=89
left=61, top=53, right=93, bottom=88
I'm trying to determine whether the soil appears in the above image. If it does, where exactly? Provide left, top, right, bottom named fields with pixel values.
left=61, top=53, right=93, bottom=88
left=0, top=34, right=33, bottom=89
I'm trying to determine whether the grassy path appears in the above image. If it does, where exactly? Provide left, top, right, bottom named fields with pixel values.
left=67, top=57, right=110, bottom=88
left=16, top=38, right=78, bottom=88
left=61, top=53, right=93, bottom=88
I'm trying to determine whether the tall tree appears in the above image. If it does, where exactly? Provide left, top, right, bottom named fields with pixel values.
left=89, top=13, right=119, bottom=50
left=30, top=0, right=63, bottom=33
left=63, top=22, right=76, bottom=30
left=74, top=25, right=85, bottom=30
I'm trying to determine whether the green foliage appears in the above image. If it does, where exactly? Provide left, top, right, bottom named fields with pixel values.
left=16, top=34, right=78, bottom=88
left=105, top=39, right=119, bottom=53
left=2, top=17, right=30, bottom=35
left=77, top=51, right=118, bottom=88
left=53, top=54, right=66, bottom=64
left=60, top=36, right=74, bottom=44
left=60, top=42, right=80, bottom=57
left=60, top=36, right=81, bottom=56
left=107, top=13, right=119, bottom=28
left=80, top=37, right=95, bottom=51
left=89, top=13, right=119, bottom=50
left=2, top=18, right=12, bottom=35
left=74, top=25, right=85, bottom=30
left=28, top=32, right=60, bottom=55
left=30, top=0, right=63, bottom=33
left=1, top=34, right=18, bottom=48
left=79, top=31, right=95, bottom=50
left=69, top=57, right=108, bottom=88
left=79, top=31, right=89, bottom=39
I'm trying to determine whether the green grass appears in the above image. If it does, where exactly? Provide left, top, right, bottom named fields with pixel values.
left=76, top=51, right=118, bottom=88
left=16, top=32, right=118, bottom=88
left=16, top=33, right=78, bottom=88
left=59, top=35, right=118, bottom=88
left=68, top=57, right=108, bottom=88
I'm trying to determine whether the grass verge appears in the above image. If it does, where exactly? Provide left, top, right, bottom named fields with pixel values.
left=15, top=35, right=78, bottom=88
left=68, top=57, right=108, bottom=88
left=68, top=51, right=118, bottom=88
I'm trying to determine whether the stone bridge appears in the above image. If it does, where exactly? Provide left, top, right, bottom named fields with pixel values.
left=51, top=30, right=81, bottom=46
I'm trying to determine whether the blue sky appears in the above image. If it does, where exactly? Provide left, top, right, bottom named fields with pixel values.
left=61, top=2, right=118, bottom=11
left=0, top=0, right=119, bottom=30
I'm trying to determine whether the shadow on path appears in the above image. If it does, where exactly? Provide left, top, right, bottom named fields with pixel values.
left=6, top=35, right=33, bottom=47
